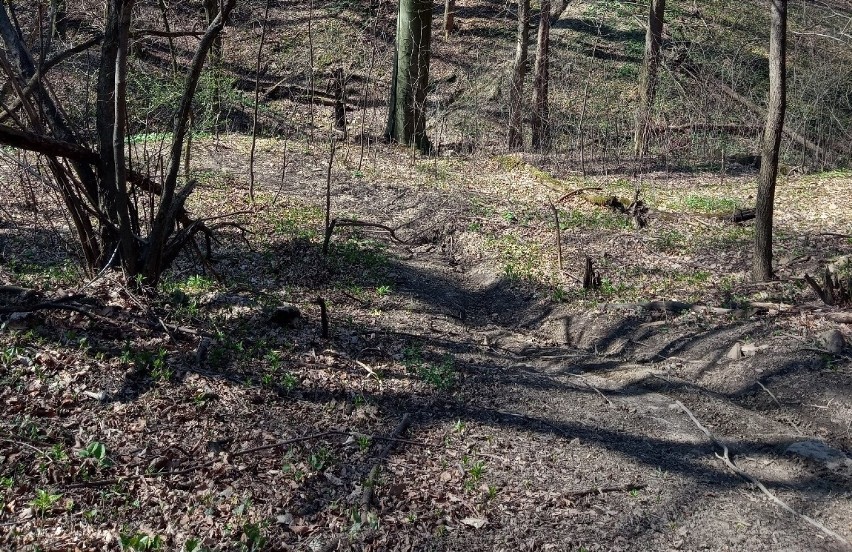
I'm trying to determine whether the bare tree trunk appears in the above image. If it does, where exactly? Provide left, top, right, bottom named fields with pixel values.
left=250, top=0, right=272, bottom=208
left=531, top=0, right=551, bottom=151
left=753, top=0, right=787, bottom=282
left=634, top=0, right=665, bottom=158
left=143, top=0, right=237, bottom=284
left=385, top=0, right=433, bottom=152
left=331, top=67, right=347, bottom=136
left=443, top=0, right=455, bottom=39
left=508, top=0, right=530, bottom=151
left=158, top=0, right=178, bottom=77
left=112, top=0, right=138, bottom=275
left=202, top=0, right=222, bottom=116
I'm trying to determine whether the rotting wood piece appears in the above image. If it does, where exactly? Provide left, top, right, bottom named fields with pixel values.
left=582, top=256, right=601, bottom=290
left=805, top=267, right=850, bottom=307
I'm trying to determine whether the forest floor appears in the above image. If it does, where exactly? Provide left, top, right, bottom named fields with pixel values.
left=1, top=137, right=852, bottom=551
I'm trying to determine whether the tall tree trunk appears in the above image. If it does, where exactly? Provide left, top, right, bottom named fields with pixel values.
left=507, top=0, right=530, bottom=151
left=384, top=0, right=433, bottom=152
left=202, top=0, right=222, bottom=115
left=633, top=0, right=665, bottom=158
left=143, top=0, right=237, bottom=284
left=443, top=0, right=454, bottom=39
left=753, top=0, right=787, bottom=282
left=531, top=0, right=551, bottom=151
left=95, top=1, right=122, bottom=261
left=112, top=0, right=138, bottom=275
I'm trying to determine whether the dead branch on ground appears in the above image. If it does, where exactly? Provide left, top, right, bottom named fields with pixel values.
left=676, top=400, right=851, bottom=549
left=361, top=413, right=412, bottom=510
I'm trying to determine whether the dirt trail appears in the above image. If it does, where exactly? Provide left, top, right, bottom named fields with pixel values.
left=377, top=232, right=852, bottom=551
left=218, top=138, right=852, bottom=550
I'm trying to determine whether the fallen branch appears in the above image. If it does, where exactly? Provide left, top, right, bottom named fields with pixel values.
left=64, top=428, right=427, bottom=490
left=361, top=413, right=412, bottom=510
left=323, top=217, right=408, bottom=254
left=556, top=186, right=602, bottom=204
left=676, top=400, right=851, bottom=549
left=569, top=373, right=613, bottom=406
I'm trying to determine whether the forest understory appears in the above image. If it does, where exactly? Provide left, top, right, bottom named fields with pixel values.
left=1, top=0, right=852, bottom=549
left=1, top=135, right=851, bottom=551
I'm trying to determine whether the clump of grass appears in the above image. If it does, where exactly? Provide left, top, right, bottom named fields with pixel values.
left=493, top=155, right=524, bottom=171
left=403, top=345, right=457, bottom=391
left=653, top=229, right=689, bottom=253
left=683, top=195, right=738, bottom=214
left=271, top=205, right=323, bottom=240
left=559, top=209, right=632, bottom=231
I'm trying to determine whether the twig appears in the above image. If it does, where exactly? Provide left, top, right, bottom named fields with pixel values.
left=64, top=429, right=428, bottom=490
left=756, top=381, right=783, bottom=409
left=563, top=482, right=646, bottom=498
left=676, top=401, right=852, bottom=549
left=354, top=359, right=382, bottom=384
left=549, top=199, right=563, bottom=274
left=569, top=373, right=613, bottom=406
left=324, top=217, right=409, bottom=253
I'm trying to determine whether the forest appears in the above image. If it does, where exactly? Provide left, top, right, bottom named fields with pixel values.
left=0, top=0, right=851, bottom=549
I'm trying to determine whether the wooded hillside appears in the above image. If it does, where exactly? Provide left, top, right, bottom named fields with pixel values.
left=1, top=1, right=851, bottom=550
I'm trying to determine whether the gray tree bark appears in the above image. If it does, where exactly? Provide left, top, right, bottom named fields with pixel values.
left=531, top=0, right=551, bottom=151
left=753, top=0, right=787, bottom=281
left=508, top=0, right=530, bottom=151
left=385, top=0, right=433, bottom=152
left=634, top=0, right=665, bottom=157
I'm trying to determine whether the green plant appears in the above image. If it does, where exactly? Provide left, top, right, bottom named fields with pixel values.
left=308, top=447, right=333, bottom=471
left=119, top=531, right=164, bottom=551
left=184, top=539, right=207, bottom=552
left=463, top=456, right=485, bottom=491
left=265, top=350, right=282, bottom=370
left=184, top=274, right=214, bottom=292
left=559, top=209, right=631, bottom=231
left=78, top=441, right=112, bottom=467
left=240, top=522, right=266, bottom=552
left=272, top=205, right=322, bottom=240
left=356, top=435, right=371, bottom=451
left=654, top=229, right=687, bottom=252
left=376, top=285, right=392, bottom=297
left=331, top=237, right=390, bottom=270
left=48, top=444, right=68, bottom=463
left=419, top=355, right=457, bottom=390
left=280, top=372, right=298, bottom=392
left=684, top=195, right=738, bottom=214
left=150, top=347, right=172, bottom=382
left=552, top=286, right=568, bottom=302
left=1, top=345, right=20, bottom=368
left=452, top=420, right=466, bottom=433
left=486, top=485, right=498, bottom=500
left=31, top=488, right=62, bottom=516
left=348, top=507, right=379, bottom=536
